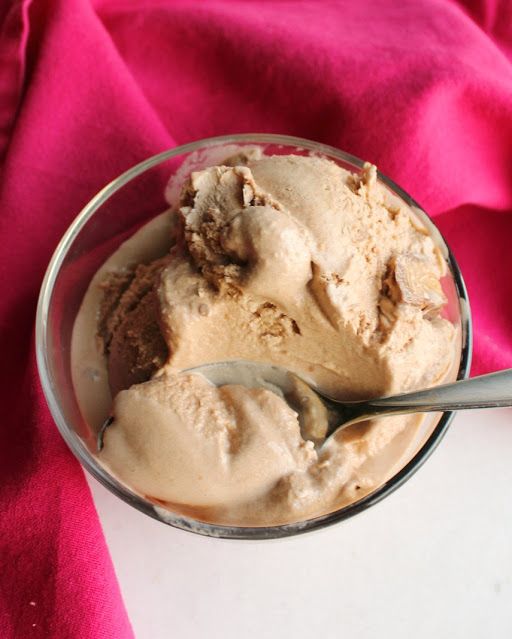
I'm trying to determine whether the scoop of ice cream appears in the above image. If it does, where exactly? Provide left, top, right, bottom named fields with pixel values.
left=100, top=366, right=412, bottom=526
left=101, top=371, right=316, bottom=509
left=159, top=155, right=454, bottom=398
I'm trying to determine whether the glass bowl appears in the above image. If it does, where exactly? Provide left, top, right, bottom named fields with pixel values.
left=36, top=134, right=472, bottom=539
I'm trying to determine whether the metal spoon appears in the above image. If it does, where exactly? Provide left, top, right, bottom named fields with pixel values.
left=182, top=360, right=512, bottom=446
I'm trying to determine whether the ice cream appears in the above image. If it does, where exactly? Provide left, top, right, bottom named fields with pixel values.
left=72, top=151, right=458, bottom=526
left=103, top=372, right=316, bottom=515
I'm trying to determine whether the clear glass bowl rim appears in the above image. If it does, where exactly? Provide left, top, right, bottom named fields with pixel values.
left=36, top=133, right=473, bottom=540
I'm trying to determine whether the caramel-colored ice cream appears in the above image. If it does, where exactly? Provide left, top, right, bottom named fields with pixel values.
left=72, top=151, right=458, bottom=526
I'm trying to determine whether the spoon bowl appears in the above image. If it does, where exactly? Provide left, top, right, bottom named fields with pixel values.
left=183, top=360, right=512, bottom=447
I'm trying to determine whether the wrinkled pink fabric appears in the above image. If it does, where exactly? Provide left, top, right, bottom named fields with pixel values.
left=0, top=0, right=511, bottom=636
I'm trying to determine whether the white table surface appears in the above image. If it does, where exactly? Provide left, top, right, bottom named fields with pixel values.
left=89, top=408, right=512, bottom=639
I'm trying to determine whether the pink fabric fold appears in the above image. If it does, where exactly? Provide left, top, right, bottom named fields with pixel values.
left=0, top=0, right=510, bottom=636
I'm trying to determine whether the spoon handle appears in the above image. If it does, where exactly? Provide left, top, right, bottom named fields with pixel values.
left=344, top=369, right=512, bottom=424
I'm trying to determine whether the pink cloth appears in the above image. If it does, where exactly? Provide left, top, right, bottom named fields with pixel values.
left=0, top=0, right=511, bottom=635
